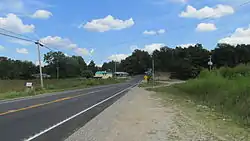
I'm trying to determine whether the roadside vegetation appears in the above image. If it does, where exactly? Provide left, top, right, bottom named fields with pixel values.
left=147, top=64, right=250, bottom=138
left=0, top=78, right=124, bottom=100
left=173, top=64, right=250, bottom=126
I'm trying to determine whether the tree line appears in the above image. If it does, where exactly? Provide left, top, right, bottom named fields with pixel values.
left=102, top=43, right=250, bottom=80
left=1, top=43, right=250, bottom=80
left=0, top=51, right=99, bottom=79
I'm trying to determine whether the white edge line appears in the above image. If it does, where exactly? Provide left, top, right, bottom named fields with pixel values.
left=24, top=83, right=138, bottom=141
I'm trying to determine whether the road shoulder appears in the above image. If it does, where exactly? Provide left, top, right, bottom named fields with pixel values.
left=65, top=87, right=219, bottom=141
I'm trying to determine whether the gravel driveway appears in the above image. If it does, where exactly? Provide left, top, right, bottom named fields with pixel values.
left=65, top=87, right=220, bottom=141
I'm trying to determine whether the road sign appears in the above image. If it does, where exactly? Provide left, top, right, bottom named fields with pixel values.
left=26, top=82, right=33, bottom=87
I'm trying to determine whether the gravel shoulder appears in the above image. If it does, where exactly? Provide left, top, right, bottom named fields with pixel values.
left=65, top=87, right=220, bottom=141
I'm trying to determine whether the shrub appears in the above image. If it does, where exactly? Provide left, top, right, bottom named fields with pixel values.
left=174, top=64, right=250, bottom=126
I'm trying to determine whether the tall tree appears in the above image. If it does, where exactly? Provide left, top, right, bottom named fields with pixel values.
left=88, top=60, right=97, bottom=74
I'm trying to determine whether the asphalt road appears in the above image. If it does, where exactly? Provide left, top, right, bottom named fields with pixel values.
left=0, top=76, right=141, bottom=141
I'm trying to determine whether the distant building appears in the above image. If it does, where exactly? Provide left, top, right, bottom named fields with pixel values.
left=94, top=71, right=113, bottom=79
left=0, top=57, right=7, bottom=62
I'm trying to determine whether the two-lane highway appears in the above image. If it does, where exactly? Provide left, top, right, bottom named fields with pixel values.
left=0, top=77, right=141, bottom=141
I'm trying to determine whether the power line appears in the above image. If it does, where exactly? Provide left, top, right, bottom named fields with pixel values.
left=0, top=27, right=37, bottom=41
left=0, top=32, right=34, bottom=42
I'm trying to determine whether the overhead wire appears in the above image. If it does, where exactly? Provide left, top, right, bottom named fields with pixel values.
left=0, top=32, right=34, bottom=43
left=0, top=27, right=37, bottom=42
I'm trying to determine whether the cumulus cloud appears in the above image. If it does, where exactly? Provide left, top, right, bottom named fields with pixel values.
left=196, top=23, right=217, bottom=32
left=142, top=43, right=165, bottom=54
left=16, top=48, right=28, bottom=54
left=177, top=43, right=196, bottom=48
left=80, top=15, right=135, bottom=32
left=96, top=64, right=102, bottom=67
left=108, top=54, right=129, bottom=62
left=0, top=13, right=35, bottom=33
left=41, top=36, right=90, bottom=56
left=180, top=4, right=234, bottom=19
left=31, top=10, right=52, bottom=19
left=219, top=25, right=250, bottom=45
left=143, top=30, right=157, bottom=35
left=108, top=43, right=165, bottom=63
left=143, top=29, right=166, bottom=35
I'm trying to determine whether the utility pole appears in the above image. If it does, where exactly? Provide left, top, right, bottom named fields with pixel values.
left=35, top=41, right=44, bottom=89
left=56, top=60, right=59, bottom=79
left=208, top=55, right=213, bottom=71
left=114, top=61, right=117, bottom=73
left=152, top=55, right=155, bottom=88
left=57, top=67, right=59, bottom=79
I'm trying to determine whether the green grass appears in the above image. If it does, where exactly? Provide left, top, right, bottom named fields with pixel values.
left=0, top=78, right=125, bottom=100
left=148, top=64, right=250, bottom=127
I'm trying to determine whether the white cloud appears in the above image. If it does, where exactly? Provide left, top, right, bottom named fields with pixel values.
left=219, top=25, right=250, bottom=45
left=10, top=39, right=32, bottom=46
left=74, top=48, right=89, bottom=56
left=41, top=36, right=90, bottom=56
left=80, top=15, right=135, bottom=32
left=143, top=29, right=166, bottom=35
left=16, top=48, right=28, bottom=54
left=0, top=45, right=5, bottom=50
left=180, top=5, right=234, bottom=19
left=108, top=43, right=165, bottom=63
left=196, top=23, right=217, bottom=32
left=31, top=10, right=52, bottom=19
left=0, top=13, right=35, bottom=33
left=158, top=29, right=166, bottom=34
left=142, top=43, right=165, bottom=54
left=143, top=30, right=157, bottom=35
left=96, top=64, right=102, bottom=67
left=108, top=54, right=129, bottom=62
left=177, top=43, right=196, bottom=48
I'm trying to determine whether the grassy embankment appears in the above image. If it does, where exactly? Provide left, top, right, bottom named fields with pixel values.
left=0, top=78, right=125, bottom=100
left=147, top=64, right=250, bottom=140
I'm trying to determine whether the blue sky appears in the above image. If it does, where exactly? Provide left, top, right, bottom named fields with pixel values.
left=0, top=0, right=250, bottom=66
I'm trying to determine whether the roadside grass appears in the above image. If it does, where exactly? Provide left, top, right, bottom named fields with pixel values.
left=147, top=86, right=250, bottom=141
left=0, top=78, right=125, bottom=100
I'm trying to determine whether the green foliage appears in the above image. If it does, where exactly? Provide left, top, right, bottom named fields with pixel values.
left=87, top=60, right=98, bottom=74
left=173, top=64, right=250, bottom=126
left=0, top=59, right=38, bottom=79
left=119, top=50, right=152, bottom=75
left=81, top=70, right=94, bottom=78
left=43, top=51, right=88, bottom=78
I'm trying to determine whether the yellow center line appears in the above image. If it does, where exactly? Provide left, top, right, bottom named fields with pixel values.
left=0, top=93, right=87, bottom=116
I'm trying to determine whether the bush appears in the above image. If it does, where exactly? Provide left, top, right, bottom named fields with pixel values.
left=174, top=64, right=250, bottom=126
left=81, top=70, right=94, bottom=78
